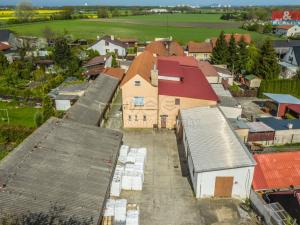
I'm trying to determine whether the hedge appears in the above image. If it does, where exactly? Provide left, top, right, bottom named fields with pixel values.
left=258, top=79, right=300, bottom=98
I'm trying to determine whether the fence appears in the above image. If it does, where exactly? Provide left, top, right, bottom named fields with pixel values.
left=250, top=190, right=296, bottom=225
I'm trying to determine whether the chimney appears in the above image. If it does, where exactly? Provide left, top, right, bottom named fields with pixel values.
left=111, top=35, right=114, bottom=40
left=151, top=64, right=158, bottom=87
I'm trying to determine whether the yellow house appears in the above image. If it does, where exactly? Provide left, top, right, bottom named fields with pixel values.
left=121, top=51, right=158, bottom=128
left=121, top=52, right=219, bottom=129
left=187, top=41, right=213, bottom=61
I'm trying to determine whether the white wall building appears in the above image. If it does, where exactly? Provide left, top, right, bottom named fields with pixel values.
left=287, top=25, right=300, bottom=37
left=89, top=35, right=127, bottom=57
left=179, top=107, right=256, bottom=199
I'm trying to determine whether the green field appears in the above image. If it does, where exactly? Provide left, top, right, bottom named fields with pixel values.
left=3, top=14, right=276, bottom=43
left=0, top=101, right=40, bottom=128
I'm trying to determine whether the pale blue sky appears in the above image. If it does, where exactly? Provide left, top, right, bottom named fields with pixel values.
left=0, top=0, right=298, bottom=6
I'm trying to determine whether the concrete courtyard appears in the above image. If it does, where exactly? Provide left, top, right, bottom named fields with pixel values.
left=120, top=130, right=258, bottom=225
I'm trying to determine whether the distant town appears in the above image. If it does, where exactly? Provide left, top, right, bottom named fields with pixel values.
left=0, top=2, right=300, bottom=225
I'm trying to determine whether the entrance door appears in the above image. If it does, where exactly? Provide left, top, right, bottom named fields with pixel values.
left=214, top=176, right=234, bottom=198
left=161, top=116, right=167, bottom=128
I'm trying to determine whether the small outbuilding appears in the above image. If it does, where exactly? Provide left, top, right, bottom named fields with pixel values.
left=258, top=117, right=300, bottom=144
left=179, top=107, right=256, bottom=199
left=244, top=75, right=262, bottom=89
left=264, top=93, right=300, bottom=117
left=246, top=121, right=275, bottom=146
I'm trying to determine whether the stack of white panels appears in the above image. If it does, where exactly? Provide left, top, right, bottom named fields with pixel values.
left=111, top=165, right=125, bottom=197
left=126, top=210, right=139, bottom=225
left=119, top=145, right=129, bottom=164
left=114, top=199, right=127, bottom=223
left=103, top=199, right=115, bottom=217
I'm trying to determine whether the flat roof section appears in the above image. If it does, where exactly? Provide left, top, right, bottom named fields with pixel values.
left=0, top=118, right=123, bottom=224
left=180, top=107, right=255, bottom=173
left=253, top=152, right=300, bottom=191
left=264, top=93, right=300, bottom=105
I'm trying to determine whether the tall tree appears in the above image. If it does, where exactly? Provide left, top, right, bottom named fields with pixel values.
left=15, top=0, right=35, bottom=22
left=256, top=39, right=280, bottom=80
left=211, top=31, right=229, bottom=65
left=294, top=68, right=300, bottom=79
left=245, top=43, right=259, bottom=74
left=53, top=37, right=71, bottom=68
left=237, top=37, right=248, bottom=74
left=42, top=26, right=56, bottom=42
left=0, top=52, right=9, bottom=72
left=42, top=96, right=55, bottom=122
left=228, top=34, right=238, bottom=72
left=97, top=8, right=109, bottom=18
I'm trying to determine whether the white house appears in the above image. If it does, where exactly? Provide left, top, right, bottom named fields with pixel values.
left=287, top=25, right=300, bottom=37
left=89, top=35, right=128, bottom=57
left=178, top=107, right=256, bottom=199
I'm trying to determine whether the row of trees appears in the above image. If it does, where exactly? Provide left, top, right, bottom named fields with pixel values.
left=211, top=31, right=280, bottom=80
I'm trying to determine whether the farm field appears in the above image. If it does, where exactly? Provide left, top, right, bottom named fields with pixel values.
left=0, top=101, right=40, bottom=128
left=0, top=9, right=64, bottom=21
left=3, top=14, right=277, bottom=44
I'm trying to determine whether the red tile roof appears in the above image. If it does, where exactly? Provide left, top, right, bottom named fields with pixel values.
left=287, top=104, right=300, bottom=114
left=253, top=152, right=300, bottom=191
left=145, top=41, right=168, bottom=56
left=274, top=25, right=293, bottom=30
left=211, top=34, right=252, bottom=47
left=187, top=41, right=213, bottom=53
left=102, top=67, right=125, bottom=81
left=157, top=59, right=183, bottom=77
left=145, top=41, right=185, bottom=56
left=0, top=42, right=11, bottom=51
left=84, top=56, right=106, bottom=67
left=157, top=57, right=218, bottom=101
left=198, top=61, right=219, bottom=77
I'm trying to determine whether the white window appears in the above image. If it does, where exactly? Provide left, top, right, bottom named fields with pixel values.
left=135, top=115, right=138, bottom=121
left=128, top=115, right=131, bottom=121
left=134, top=80, right=141, bottom=86
left=133, top=97, right=144, bottom=106
left=143, top=115, right=147, bottom=121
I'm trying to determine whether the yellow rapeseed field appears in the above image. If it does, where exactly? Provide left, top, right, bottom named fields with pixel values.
left=0, top=9, right=64, bottom=19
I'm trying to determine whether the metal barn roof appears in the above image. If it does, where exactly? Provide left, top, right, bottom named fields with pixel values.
left=264, top=93, right=300, bottom=104
left=180, top=107, right=255, bottom=173
left=0, top=118, right=122, bottom=224
left=253, top=152, right=300, bottom=191
left=65, top=74, right=119, bottom=126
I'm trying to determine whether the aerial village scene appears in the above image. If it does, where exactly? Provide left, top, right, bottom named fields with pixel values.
left=0, top=0, right=300, bottom=225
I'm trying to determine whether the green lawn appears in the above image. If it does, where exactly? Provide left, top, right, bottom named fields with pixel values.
left=116, top=13, right=229, bottom=23
left=4, top=17, right=275, bottom=44
left=0, top=101, right=40, bottom=128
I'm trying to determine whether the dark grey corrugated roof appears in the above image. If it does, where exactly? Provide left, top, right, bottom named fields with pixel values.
left=180, top=107, right=255, bottom=173
left=65, top=74, right=119, bottom=126
left=0, top=29, right=12, bottom=42
left=293, top=46, right=300, bottom=65
left=0, top=118, right=122, bottom=224
left=272, top=40, right=300, bottom=48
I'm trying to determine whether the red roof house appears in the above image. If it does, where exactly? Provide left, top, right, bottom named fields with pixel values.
left=253, top=152, right=300, bottom=191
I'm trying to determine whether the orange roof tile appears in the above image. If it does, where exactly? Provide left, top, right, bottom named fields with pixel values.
left=253, top=152, right=300, bottom=191
left=211, top=33, right=252, bottom=47
left=0, top=42, right=11, bottom=51
left=274, top=25, right=293, bottom=30
left=145, top=41, right=168, bottom=56
left=169, top=41, right=185, bottom=56
left=121, top=51, right=156, bottom=86
left=198, top=61, right=219, bottom=77
left=102, top=67, right=125, bottom=81
left=187, top=41, right=213, bottom=53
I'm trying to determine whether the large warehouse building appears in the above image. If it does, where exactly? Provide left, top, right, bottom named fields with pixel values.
left=0, top=118, right=122, bottom=224
left=179, top=107, right=256, bottom=199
